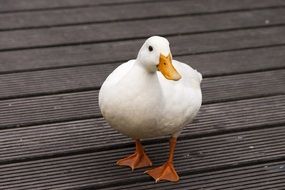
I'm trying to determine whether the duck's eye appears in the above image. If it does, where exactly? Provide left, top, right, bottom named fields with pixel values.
left=148, top=46, right=153, bottom=52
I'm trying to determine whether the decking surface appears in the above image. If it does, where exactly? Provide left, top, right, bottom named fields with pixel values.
left=0, top=0, right=285, bottom=189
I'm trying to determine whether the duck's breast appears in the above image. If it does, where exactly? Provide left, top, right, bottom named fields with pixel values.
left=99, top=60, right=202, bottom=139
left=156, top=60, right=202, bottom=135
left=99, top=62, right=165, bottom=138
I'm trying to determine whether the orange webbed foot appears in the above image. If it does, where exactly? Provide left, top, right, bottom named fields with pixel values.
left=145, top=137, right=179, bottom=182
left=117, top=151, right=152, bottom=170
left=145, top=161, right=179, bottom=182
left=116, top=140, right=152, bottom=170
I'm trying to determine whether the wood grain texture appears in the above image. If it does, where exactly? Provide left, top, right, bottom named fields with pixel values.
left=0, top=26, right=284, bottom=73
left=0, top=0, right=155, bottom=13
left=103, top=161, right=285, bottom=190
left=0, top=91, right=98, bottom=128
left=0, top=126, right=284, bottom=189
left=0, top=0, right=284, bottom=189
left=1, top=0, right=285, bottom=30
left=1, top=0, right=284, bottom=13
left=1, top=8, right=285, bottom=50
left=0, top=63, right=284, bottom=100
left=0, top=95, right=284, bottom=164
left=0, top=70, right=284, bottom=128
left=178, top=46, right=285, bottom=77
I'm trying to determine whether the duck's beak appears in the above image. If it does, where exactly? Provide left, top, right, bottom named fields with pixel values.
left=157, top=54, right=181, bottom=81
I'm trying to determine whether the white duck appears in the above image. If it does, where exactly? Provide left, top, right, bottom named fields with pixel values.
left=99, top=36, right=202, bottom=182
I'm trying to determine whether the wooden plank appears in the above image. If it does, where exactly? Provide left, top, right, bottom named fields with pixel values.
left=203, top=70, right=285, bottom=103
left=0, top=75, right=283, bottom=129
left=103, top=161, right=285, bottom=190
left=1, top=9, right=285, bottom=50
left=1, top=0, right=285, bottom=30
left=0, top=61, right=284, bottom=100
left=0, top=95, right=284, bottom=164
left=0, top=126, right=284, bottom=189
left=178, top=46, right=285, bottom=77
left=0, top=91, right=98, bottom=128
left=0, top=0, right=154, bottom=13
left=1, top=0, right=284, bottom=13
left=0, top=26, right=285, bottom=73
left=4, top=44, right=283, bottom=81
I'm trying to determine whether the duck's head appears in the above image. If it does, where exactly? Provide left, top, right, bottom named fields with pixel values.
left=137, top=36, right=181, bottom=81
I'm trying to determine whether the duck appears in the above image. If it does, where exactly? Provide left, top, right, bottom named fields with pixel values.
left=99, top=36, right=202, bottom=182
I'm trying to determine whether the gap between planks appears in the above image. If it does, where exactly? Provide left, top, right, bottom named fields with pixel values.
left=0, top=125, right=284, bottom=189
left=1, top=5, right=285, bottom=31
left=1, top=10, right=285, bottom=52
left=0, top=0, right=174, bottom=14
left=0, top=0, right=282, bottom=14
left=0, top=26, right=285, bottom=74
left=0, top=94, right=284, bottom=165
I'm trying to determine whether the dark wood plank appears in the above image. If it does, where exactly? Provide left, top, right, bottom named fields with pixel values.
left=0, top=1, right=283, bottom=190
left=1, top=9, right=285, bottom=50
left=0, top=68, right=284, bottom=128
left=1, top=0, right=285, bottom=30
left=0, top=95, right=284, bottom=164
left=0, top=26, right=284, bottom=73
left=103, top=161, right=285, bottom=190
left=0, top=59, right=284, bottom=100
left=0, top=0, right=154, bottom=13
left=1, top=0, right=284, bottom=13
left=178, top=46, right=285, bottom=77
left=0, top=91, right=98, bottom=128
left=0, top=126, right=284, bottom=189
left=0, top=1, right=283, bottom=189
left=203, top=70, right=285, bottom=103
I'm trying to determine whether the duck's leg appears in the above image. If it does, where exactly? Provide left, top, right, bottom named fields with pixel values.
left=145, top=137, right=179, bottom=182
left=117, top=139, right=152, bottom=170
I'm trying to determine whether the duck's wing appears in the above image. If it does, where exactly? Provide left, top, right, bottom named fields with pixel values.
left=101, top=60, right=135, bottom=87
left=172, top=60, right=202, bottom=85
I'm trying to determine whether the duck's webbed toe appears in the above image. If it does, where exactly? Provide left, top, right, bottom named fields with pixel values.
left=117, top=140, right=152, bottom=170
left=145, top=161, right=179, bottom=182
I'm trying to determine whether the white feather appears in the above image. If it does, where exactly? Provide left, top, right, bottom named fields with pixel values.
left=99, top=36, right=202, bottom=139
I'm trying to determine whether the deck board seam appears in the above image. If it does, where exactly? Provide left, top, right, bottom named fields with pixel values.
left=70, top=157, right=285, bottom=190
left=0, top=43, right=284, bottom=75
left=1, top=6, right=285, bottom=32
left=0, top=0, right=184, bottom=14
left=1, top=24, right=285, bottom=53
left=0, top=120, right=284, bottom=167
left=0, top=1, right=284, bottom=189
left=0, top=68, right=283, bottom=102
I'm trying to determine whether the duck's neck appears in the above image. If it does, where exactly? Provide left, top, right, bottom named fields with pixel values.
left=120, top=60, right=161, bottom=91
left=116, top=60, right=164, bottom=107
left=134, top=60, right=159, bottom=81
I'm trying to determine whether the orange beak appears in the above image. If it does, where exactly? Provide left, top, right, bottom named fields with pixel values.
left=157, top=54, right=181, bottom=81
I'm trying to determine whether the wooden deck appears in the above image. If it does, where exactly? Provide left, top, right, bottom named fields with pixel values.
left=0, top=0, right=285, bottom=189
